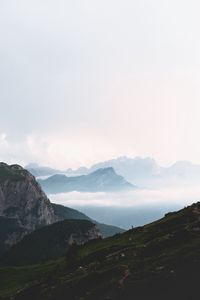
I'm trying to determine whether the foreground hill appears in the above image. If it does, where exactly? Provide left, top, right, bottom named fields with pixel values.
left=38, top=167, right=134, bottom=194
left=1, top=202, right=200, bottom=299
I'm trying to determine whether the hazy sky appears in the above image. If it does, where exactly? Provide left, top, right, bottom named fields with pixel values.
left=1, top=0, right=200, bottom=168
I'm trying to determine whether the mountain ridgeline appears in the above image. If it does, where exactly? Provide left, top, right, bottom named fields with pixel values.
left=28, top=156, right=200, bottom=188
left=38, top=167, right=134, bottom=194
left=0, top=163, right=124, bottom=255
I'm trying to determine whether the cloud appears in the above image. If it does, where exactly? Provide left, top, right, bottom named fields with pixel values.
left=0, top=130, right=119, bottom=168
left=49, top=186, right=200, bottom=228
left=0, top=133, right=47, bottom=165
left=1, top=1, right=200, bottom=167
left=49, top=187, right=200, bottom=208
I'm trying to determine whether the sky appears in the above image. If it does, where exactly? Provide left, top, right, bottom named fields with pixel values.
left=1, top=0, right=200, bottom=168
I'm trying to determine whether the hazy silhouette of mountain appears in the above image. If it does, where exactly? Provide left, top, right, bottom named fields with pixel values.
left=38, top=167, right=135, bottom=194
left=27, top=157, right=200, bottom=188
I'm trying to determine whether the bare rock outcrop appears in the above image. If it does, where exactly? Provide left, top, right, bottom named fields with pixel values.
left=0, top=163, right=56, bottom=250
left=68, top=225, right=102, bottom=246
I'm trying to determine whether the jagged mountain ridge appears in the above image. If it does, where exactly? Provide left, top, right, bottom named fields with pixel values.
left=38, top=167, right=134, bottom=194
left=26, top=157, right=159, bottom=181
left=26, top=163, right=62, bottom=177
left=28, top=157, right=200, bottom=187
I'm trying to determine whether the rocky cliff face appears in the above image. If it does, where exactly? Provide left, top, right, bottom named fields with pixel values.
left=68, top=225, right=102, bottom=246
left=0, top=163, right=56, bottom=249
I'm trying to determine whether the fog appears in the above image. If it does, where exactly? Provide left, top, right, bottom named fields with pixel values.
left=50, top=187, right=200, bottom=229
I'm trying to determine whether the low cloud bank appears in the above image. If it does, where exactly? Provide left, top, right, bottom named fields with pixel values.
left=49, top=186, right=200, bottom=208
left=49, top=187, right=200, bottom=229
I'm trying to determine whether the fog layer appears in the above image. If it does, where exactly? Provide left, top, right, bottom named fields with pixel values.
left=50, top=187, right=200, bottom=228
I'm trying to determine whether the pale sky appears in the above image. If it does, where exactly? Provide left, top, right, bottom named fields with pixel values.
left=1, top=0, right=200, bottom=168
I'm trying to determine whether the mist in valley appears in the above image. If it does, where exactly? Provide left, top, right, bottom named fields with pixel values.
left=50, top=186, right=200, bottom=229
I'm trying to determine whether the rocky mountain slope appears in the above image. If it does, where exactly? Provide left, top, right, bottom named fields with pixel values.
left=0, top=163, right=56, bottom=228
left=0, top=217, right=25, bottom=256
left=38, top=167, right=134, bottom=194
left=0, top=163, right=56, bottom=251
left=2, top=202, right=200, bottom=299
left=0, top=163, right=123, bottom=254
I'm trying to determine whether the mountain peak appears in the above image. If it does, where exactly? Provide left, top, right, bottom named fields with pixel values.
left=0, top=163, right=56, bottom=250
left=90, top=167, right=116, bottom=176
left=39, top=167, right=134, bottom=193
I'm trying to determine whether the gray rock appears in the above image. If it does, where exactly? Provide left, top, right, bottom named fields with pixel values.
left=0, top=163, right=56, bottom=250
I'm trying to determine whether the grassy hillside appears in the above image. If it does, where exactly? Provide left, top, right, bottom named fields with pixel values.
left=95, top=222, right=124, bottom=237
left=0, top=163, right=25, bottom=182
left=52, top=203, right=125, bottom=237
left=52, top=203, right=90, bottom=221
left=0, top=220, right=97, bottom=266
left=1, top=202, right=200, bottom=299
left=0, top=260, right=65, bottom=299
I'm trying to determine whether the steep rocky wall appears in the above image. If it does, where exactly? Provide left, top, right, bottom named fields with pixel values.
left=0, top=163, right=57, bottom=249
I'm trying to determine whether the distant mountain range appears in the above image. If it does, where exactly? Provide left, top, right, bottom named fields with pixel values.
left=26, top=162, right=89, bottom=178
left=27, top=157, right=200, bottom=187
left=38, top=167, right=134, bottom=194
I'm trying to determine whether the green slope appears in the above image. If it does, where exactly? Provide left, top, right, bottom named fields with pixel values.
left=52, top=203, right=90, bottom=220
left=2, top=202, right=200, bottom=299
left=52, top=203, right=125, bottom=237
left=0, top=163, right=25, bottom=182
left=0, top=220, right=98, bottom=266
